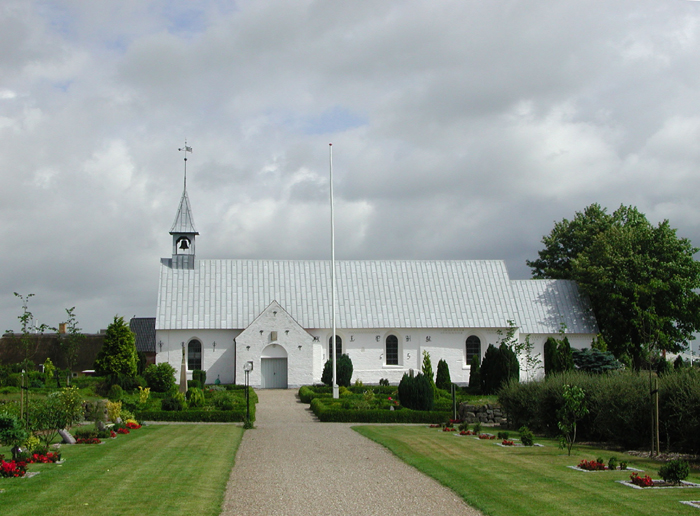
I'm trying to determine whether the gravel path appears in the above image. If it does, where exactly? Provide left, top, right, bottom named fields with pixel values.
left=221, top=389, right=481, bottom=516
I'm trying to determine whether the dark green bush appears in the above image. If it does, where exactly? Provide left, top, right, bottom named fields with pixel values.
left=108, top=384, right=124, bottom=401
left=211, top=392, right=235, bottom=411
left=186, top=387, right=205, bottom=408
left=518, top=426, right=534, bottom=446
left=143, top=363, right=177, bottom=392
left=379, top=378, right=390, bottom=386
left=658, top=459, right=689, bottom=485
left=468, top=354, right=481, bottom=393
left=187, top=379, right=201, bottom=390
left=481, top=344, right=519, bottom=394
left=398, top=372, right=434, bottom=411
left=193, top=369, right=206, bottom=386
left=161, top=395, right=184, bottom=411
left=321, top=354, right=354, bottom=387
left=74, top=428, right=98, bottom=440
left=435, top=359, right=452, bottom=391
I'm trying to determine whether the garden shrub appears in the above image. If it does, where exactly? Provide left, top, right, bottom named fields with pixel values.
left=108, top=384, right=124, bottom=401
left=608, top=457, right=618, bottom=471
left=572, top=348, right=623, bottom=374
left=398, top=372, right=434, bottom=411
left=658, top=459, right=689, bottom=485
left=435, top=359, right=452, bottom=391
left=74, top=428, right=98, bottom=440
left=187, top=379, right=202, bottom=390
left=321, top=354, right=353, bottom=387
left=107, top=400, right=123, bottom=422
left=211, top=392, right=235, bottom=411
left=143, top=362, right=177, bottom=392
left=468, top=354, right=481, bottom=393
left=161, top=393, right=185, bottom=411
left=480, top=344, right=519, bottom=395
left=0, top=413, right=28, bottom=459
left=193, top=369, right=207, bottom=387
left=518, top=426, right=534, bottom=446
left=186, top=387, right=206, bottom=408
left=379, top=378, right=390, bottom=386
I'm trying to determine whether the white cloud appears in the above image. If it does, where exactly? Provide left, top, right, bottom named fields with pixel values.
left=2, top=0, right=700, bottom=331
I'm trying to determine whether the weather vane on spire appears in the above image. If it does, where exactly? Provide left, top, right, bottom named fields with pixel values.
left=178, top=140, right=193, bottom=190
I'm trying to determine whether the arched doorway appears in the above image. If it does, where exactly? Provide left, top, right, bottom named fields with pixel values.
left=260, top=344, right=288, bottom=389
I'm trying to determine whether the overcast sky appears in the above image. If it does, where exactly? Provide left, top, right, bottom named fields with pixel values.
left=2, top=0, right=700, bottom=335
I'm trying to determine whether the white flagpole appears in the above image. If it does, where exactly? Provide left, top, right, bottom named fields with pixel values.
left=330, top=143, right=339, bottom=399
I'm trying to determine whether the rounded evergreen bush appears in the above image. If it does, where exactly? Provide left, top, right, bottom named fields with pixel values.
left=186, top=387, right=206, bottom=408
left=144, top=362, right=177, bottom=392
left=435, top=359, right=452, bottom=391
left=658, top=459, right=689, bottom=485
left=321, top=354, right=354, bottom=387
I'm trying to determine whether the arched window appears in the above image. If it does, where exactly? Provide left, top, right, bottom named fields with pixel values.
left=466, top=335, right=481, bottom=364
left=385, top=335, right=399, bottom=365
left=328, top=335, right=342, bottom=359
left=188, top=340, right=202, bottom=371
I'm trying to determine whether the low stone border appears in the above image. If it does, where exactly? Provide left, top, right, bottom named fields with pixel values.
left=568, top=465, right=642, bottom=472
left=680, top=501, right=700, bottom=509
left=617, top=479, right=700, bottom=490
left=24, top=472, right=40, bottom=479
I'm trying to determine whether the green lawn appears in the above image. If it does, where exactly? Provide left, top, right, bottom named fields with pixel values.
left=354, top=426, right=700, bottom=516
left=1, top=424, right=244, bottom=516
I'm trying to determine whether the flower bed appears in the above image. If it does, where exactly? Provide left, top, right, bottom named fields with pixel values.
left=442, top=427, right=456, bottom=432
left=429, top=424, right=441, bottom=428
left=117, top=427, right=130, bottom=435
left=27, top=452, right=61, bottom=464
left=460, top=430, right=475, bottom=436
left=76, top=437, right=102, bottom=444
left=126, top=421, right=142, bottom=430
left=1, top=460, right=27, bottom=478
left=479, top=434, right=496, bottom=440
left=578, top=459, right=606, bottom=471
left=502, top=439, right=515, bottom=446
left=630, top=472, right=654, bottom=487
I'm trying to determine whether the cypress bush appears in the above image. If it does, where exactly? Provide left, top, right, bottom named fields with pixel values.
left=435, top=359, right=452, bottom=391
left=480, top=344, right=519, bottom=394
left=468, top=354, right=481, bottom=393
left=321, top=354, right=353, bottom=387
left=398, top=372, right=434, bottom=411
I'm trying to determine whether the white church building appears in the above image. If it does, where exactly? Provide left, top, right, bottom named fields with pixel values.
left=155, top=182, right=599, bottom=389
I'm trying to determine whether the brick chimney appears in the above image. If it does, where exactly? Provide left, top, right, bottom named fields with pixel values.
left=58, top=323, right=67, bottom=334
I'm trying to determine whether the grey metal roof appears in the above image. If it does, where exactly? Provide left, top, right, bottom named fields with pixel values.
left=156, top=259, right=524, bottom=331
left=510, top=279, right=598, bottom=334
left=129, top=317, right=156, bottom=353
left=169, top=189, right=198, bottom=235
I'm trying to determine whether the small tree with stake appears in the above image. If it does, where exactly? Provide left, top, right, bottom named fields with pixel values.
left=558, top=384, right=589, bottom=456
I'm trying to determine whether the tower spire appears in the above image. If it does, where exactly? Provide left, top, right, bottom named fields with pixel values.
left=171, top=141, right=197, bottom=269
left=178, top=140, right=192, bottom=191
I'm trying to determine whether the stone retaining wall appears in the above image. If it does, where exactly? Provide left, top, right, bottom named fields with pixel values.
left=457, top=403, right=506, bottom=425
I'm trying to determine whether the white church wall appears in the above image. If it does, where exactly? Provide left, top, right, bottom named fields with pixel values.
left=155, top=329, right=241, bottom=384
left=307, top=328, right=506, bottom=386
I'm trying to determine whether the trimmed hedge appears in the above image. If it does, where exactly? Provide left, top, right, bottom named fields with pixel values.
left=135, top=408, right=254, bottom=422
left=310, top=398, right=450, bottom=423
left=499, top=369, right=700, bottom=452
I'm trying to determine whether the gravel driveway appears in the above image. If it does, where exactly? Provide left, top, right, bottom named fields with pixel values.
left=221, top=389, right=481, bottom=516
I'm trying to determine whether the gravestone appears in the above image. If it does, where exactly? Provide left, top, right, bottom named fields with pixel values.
left=58, top=429, right=76, bottom=445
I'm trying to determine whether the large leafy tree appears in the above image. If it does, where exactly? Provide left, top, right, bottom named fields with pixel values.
left=94, top=316, right=138, bottom=378
left=528, top=204, right=700, bottom=366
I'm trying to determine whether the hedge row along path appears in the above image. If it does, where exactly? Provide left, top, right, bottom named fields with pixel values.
left=221, top=389, right=480, bottom=516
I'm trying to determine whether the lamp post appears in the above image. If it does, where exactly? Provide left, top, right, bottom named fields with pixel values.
left=243, top=361, right=253, bottom=421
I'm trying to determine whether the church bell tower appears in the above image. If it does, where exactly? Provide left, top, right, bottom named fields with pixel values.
left=170, top=143, right=198, bottom=269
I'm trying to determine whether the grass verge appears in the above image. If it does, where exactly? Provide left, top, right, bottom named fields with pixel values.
left=0, top=424, right=244, bottom=516
left=354, top=426, right=700, bottom=516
